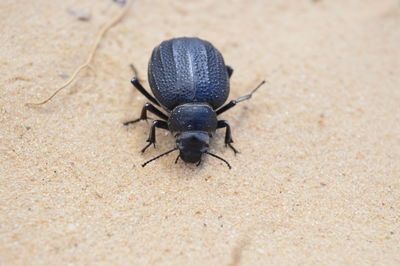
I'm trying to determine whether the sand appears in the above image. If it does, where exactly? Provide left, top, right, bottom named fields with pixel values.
left=1, top=0, right=399, bottom=265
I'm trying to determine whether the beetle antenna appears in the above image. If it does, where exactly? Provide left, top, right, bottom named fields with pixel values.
left=142, top=148, right=178, bottom=167
left=204, top=151, right=232, bottom=169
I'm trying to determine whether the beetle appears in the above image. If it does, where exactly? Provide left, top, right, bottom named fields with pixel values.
left=124, top=37, right=265, bottom=168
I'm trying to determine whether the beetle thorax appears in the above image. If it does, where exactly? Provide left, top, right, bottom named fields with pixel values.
left=168, top=103, right=218, bottom=133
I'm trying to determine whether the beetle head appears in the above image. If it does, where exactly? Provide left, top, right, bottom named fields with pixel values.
left=176, top=131, right=209, bottom=163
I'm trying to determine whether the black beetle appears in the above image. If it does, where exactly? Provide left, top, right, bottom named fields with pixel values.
left=124, top=37, right=265, bottom=168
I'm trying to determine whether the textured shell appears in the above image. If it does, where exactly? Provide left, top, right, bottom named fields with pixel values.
left=148, top=37, right=230, bottom=110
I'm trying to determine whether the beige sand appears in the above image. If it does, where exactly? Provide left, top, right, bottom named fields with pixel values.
left=1, top=0, right=400, bottom=265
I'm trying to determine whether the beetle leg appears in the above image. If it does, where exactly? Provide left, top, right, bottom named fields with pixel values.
left=216, top=80, right=266, bottom=115
left=141, top=120, right=169, bottom=153
left=123, top=103, right=168, bottom=126
left=175, top=155, right=180, bottom=164
left=226, top=65, right=234, bottom=78
left=130, top=64, right=160, bottom=106
left=196, top=159, right=202, bottom=167
left=217, top=120, right=239, bottom=154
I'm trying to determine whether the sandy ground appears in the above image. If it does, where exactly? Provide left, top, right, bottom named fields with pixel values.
left=1, top=0, right=400, bottom=265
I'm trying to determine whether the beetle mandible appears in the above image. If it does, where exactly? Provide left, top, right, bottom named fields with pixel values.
left=124, top=37, right=265, bottom=168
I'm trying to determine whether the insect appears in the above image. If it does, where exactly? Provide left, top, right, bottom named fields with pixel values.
left=124, top=37, right=265, bottom=168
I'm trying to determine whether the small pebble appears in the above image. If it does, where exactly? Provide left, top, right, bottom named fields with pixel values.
left=67, top=7, right=92, bottom=21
